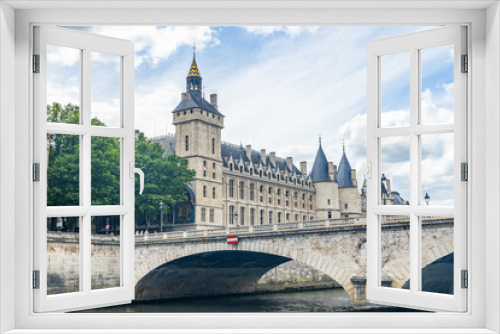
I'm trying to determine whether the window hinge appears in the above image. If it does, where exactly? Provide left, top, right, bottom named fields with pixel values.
left=33, top=163, right=40, bottom=182
left=461, top=270, right=468, bottom=289
left=33, top=54, right=40, bottom=73
left=461, top=54, right=468, bottom=73
left=33, top=270, right=40, bottom=289
left=461, top=162, right=468, bottom=181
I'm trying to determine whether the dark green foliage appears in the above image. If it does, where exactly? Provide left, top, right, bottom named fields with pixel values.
left=46, top=102, right=195, bottom=229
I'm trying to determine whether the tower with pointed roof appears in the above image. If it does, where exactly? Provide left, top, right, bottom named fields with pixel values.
left=336, top=141, right=362, bottom=218
left=172, top=47, right=225, bottom=229
left=310, top=137, right=341, bottom=220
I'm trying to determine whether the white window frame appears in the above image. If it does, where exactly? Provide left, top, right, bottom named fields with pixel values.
left=366, top=26, right=467, bottom=312
left=32, top=25, right=136, bottom=313
left=0, top=2, right=498, bottom=333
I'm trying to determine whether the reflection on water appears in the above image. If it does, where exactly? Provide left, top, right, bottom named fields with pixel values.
left=78, top=288, right=420, bottom=313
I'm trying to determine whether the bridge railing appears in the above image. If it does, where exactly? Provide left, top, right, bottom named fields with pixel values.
left=135, top=217, right=366, bottom=241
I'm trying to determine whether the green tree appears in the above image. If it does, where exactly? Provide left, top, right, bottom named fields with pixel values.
left=46, top=102, right=195, bottom=231
left=134, top=130, right=196, bottom=228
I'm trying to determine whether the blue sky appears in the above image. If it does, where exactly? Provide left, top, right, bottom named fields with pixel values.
left=49, top=25, right=455, bottom=206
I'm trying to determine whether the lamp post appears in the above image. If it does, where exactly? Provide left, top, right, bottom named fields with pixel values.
left=159, top=200, right=164, bottom=233
left=424, top=193, right=430, bottom=206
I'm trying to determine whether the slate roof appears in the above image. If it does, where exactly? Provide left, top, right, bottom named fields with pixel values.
left=337, top=151, right=355, bottom=188
left=310, top=145, right=331, bottom=182
left=172, top=90, right=225, bottom=117
left=220, top=143, right=305, bottom=181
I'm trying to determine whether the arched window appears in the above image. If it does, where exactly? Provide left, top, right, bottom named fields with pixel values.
left=229, top=206, right=235, bottom=225
left=327, top=199, right=331, bottom=205
left=277, top=189, right=281, bottom=196
left=209, top=209, right=214, bottom=223
left=212, top=138, right=215, bottom=154
left=268, top=187, right=272, bottom=195
left=278, top=212, right=282, bottom=223
left=269, top=211, right=273, bottom=224
left=260, top=185, right=264, bottom=193
left=294, top=192, right=298, bottom=199
left=250, top=208, right=255, bottom=225
left=303, top=215, right=306, bottom=221
left=277, top=174, right=280, bottom=181
left=239, top=166, right=243, bottom=173
left=203, top=186, right=207, bottom=197
left=185, top=135, right=189, bottom=151
left=259, top=170, right=263, bottom=177
left=286, top=190, right=289, bottom=197
left=229, top=163, right=233, bottom=171
left=302, top=194, right=306, bottom=200
left=239, top=181, right=245, bottom=199
left=240, top=207, right=245, bottom=225
left=295, top=214, right=298, bottom=221
left=229, top=180, right=234, bottom=198
left=260, top=210, right=264, bottom=225
left=250, top=168, right=253, bottom=175
left=249, top=183, right=255, bottom=201
left=212, top=187, right=216, bottom=199
left=328, top=211, right=332, bottom=219
left=201, top=207, right=206, bottom=222
left=286, top=213, right=290, bottom=221
left=345, top=203, right=348, bottom=209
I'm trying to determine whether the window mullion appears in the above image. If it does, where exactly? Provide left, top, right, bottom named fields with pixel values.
left=82, top=48, right=92, bottom=294
left=409, top=47, right=420, bottom=295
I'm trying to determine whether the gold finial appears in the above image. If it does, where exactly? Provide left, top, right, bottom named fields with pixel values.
left=187, top=41, right=201, bottom=77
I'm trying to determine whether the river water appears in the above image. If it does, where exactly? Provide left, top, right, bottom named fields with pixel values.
left=79, top=288, right=419, bottom=313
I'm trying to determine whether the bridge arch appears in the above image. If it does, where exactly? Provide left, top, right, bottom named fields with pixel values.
left=135, top=240, right=359, bottom=301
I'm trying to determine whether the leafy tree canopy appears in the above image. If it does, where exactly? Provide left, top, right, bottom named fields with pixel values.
left=46, top=102, right=195, bottom=228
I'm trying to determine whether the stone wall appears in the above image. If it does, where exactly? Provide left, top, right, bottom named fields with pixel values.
left=255, top=260, right=341, bottom=293
left=47, top=232, right=120, bottom=295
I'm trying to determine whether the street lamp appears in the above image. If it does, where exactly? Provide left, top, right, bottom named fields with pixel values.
left=424, top=193, right=430, bottom=206
left=159, top=200, right=164, bottom=233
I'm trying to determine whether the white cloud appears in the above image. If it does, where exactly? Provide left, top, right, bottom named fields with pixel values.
left=340, top=82, right=455, bottom=206
left=242, top=26, right=319, bottom=37
left=50, top=26, right=220, bottom=68
left=88, top=26, right=220, bottom=68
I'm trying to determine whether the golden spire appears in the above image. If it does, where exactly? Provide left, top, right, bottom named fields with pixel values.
left=187, top=42, right=201, bottom=77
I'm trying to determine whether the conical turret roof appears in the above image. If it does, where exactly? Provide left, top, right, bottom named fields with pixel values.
left=337, top=147, right=355, bottom=188
left=310, top=143, right=331, bottom=182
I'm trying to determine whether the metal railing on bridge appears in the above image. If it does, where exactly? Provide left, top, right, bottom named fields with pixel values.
left=135, top=217, right=366, bottom=241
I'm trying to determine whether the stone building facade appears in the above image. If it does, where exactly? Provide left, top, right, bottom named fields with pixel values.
left=155, top=53, right=403, bottom=231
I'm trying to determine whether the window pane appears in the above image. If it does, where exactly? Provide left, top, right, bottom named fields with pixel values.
left=421, top=216, right=454, bottom=295
left=421, top=45, right=454, bottom=125
left=91, top=52, right=121, bottom=128
left=380, top=215, right=410, bottom=289
left=47, top=217, right=80, bottom=295
left=380, top=136, right=410, bottom=206
left=47, top=133, right=80, bottom=206
left=46, top=45, right=81, bottom=124
left=380, top=52, right=410, bottom=128
left=91, top=215, right=121, bottom=290
left=91, top=136, right=121, bottom=205
left=421, top=133, right=454, bottom=206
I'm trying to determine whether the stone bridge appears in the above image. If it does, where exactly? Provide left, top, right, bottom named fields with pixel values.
left=133, top=217, right=454, bottom=305
left=46, top=218, right=454, bottom=305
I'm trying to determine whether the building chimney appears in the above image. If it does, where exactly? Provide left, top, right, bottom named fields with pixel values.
left=269, top=152, right=276, bottom=166
left=210, top=93, right=218, bottom=108
left=181, top=92, right=186, bottom=100
left=328, top=162, right=334, bottom=179
left=333, top=164, right=338, bottom=181
left=260, top=149, right=267, bottom=164
left=351, top=169, right=357, bottom=186
left=286, top=157, right=293, bottom=171
left=300, top=161, right=307, bottom=175
left=245, top=145, right=252, bottom=160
